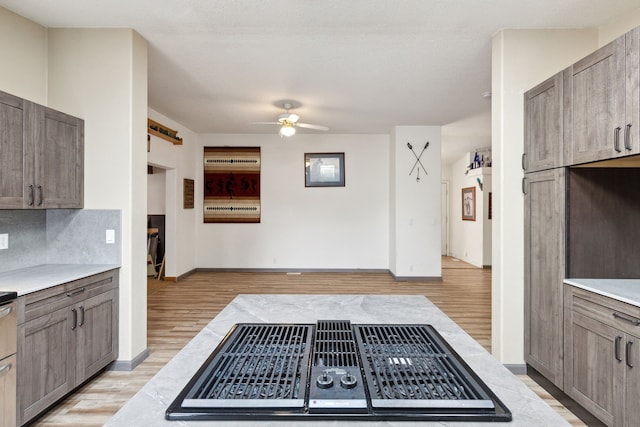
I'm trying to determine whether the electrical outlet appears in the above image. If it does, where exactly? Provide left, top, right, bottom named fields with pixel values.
left=106, top=229, right=115, bottom=244
left=0, top=233, right=8, bottom=250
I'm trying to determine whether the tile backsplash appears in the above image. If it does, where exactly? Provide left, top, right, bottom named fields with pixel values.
left=0, top=209, right=121, bottom=273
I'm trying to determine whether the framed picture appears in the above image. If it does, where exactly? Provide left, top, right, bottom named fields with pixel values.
left=305, top=153, right=345, bottom=187
left=462, top=187, right=476, bottom=221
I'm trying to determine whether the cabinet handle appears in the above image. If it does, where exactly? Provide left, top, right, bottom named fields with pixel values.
left=522, top=153, right=527, bottom=171
left=613, top=311, right=640, bottom=326
left=71, top=308, right=77, bottom=330
left=0, top=363, right=12, bottom=378
left=615, top=335, right=623, bottom=362
left=66, top=287, right=85, bottom=297
left=614, top=126, right=622, bottom=152
left=37, top=185, right=43, bottom=206
left=78, top=305, right=85, bottom=327
left=627, top=341, right=634, bottom=368
left=522, top=177, right=527, bottom=195
left=625, top=123, right=633, bottom=151
left=0, top=305, right=12, bottom=319
left=28, top=184, right=34, bottom=206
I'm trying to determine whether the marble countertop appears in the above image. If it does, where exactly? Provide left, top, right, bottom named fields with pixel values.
left=0, top=264, right=120, bottom=296
left=106, top=294, right=569, bottom=426
left=564, top=278, right=640, bottom=307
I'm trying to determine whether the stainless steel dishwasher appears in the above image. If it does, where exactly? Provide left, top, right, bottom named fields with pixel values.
left=0, top=292, right=17, bottom=427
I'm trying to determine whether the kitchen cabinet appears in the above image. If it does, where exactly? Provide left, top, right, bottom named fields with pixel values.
left=564, top=285, right=640, bottom=426
left=0, top=91, right=26, bottom=208
left=523, top=72, right=564, bottom=172
left=565, top=27, right=639, bottom=165
left=0, top=299, right=17, bottom=427
left=16, top=269, right=118, bottom=425
left=523, top=168, right=566, bottom=388
left=0, top=89, right=84, bottom=209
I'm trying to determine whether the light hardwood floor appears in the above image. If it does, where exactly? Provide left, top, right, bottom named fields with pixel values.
left=29, top=258, right=584, bottom=426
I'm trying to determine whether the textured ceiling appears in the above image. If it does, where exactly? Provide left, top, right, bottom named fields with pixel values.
left=1, top=0, right=639, bottom=163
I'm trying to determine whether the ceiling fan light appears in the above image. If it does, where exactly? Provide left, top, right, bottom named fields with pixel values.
left=280, top=124, right=296, bottom=137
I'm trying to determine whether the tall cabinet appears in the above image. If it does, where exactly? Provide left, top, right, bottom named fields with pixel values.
left=523, top=72, right=566, bottom=389
left=0, top=89, right=83, bottom=209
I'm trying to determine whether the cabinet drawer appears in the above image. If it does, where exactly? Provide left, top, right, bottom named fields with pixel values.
left=0, top=301, right=17, bottom=359
left=567, top=286, right=640, bottom=336
left=18, top=270, right=118, bottom=325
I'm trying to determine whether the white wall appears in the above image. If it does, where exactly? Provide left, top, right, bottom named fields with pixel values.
left=147, top=108, right=199, bottom=277
left=47, top=28, right=148, bottom=363
left=389, top=126, right=442, bottom=278
left=0, top=7, right=47, bottom=104
left=196, top=133, right=390, bottom=270
left=491, top=29, right=598, bottom=364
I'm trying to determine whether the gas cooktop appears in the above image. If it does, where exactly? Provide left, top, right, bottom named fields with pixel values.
left=166, top=320, right=512, bottom=422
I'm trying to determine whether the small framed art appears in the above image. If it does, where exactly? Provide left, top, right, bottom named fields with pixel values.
left=462, top=187, right=476, bottom=221
left=305, top=153, right=345, bottom=187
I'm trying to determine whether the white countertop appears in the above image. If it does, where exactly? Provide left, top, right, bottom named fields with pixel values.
left=564, top=278, right=640, bottom=307
left=0, top=264, right=120, bottom=296
left=106, top=294, right=569, bottom=426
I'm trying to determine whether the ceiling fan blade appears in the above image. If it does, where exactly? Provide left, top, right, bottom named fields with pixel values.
left=297, top=123, right=329, bottom=131
left=250, top=121, right=280, bottom=126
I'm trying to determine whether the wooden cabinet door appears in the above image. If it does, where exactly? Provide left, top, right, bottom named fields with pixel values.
left=625, top=27, right=640, bottom=157
left=0, top=354, right=17, bottom=427
left=75, top=290, right=119, bottom=382
left=0, top=91, right=27, bottom=208
left=524, top=72, right=564, bottom=172
left=566, top=36, right=626, bottom=165
left=32, top=105, right=84, bottom=208
left=622, top=335, right=640, bottom=427
left=524, top=169, right=565, bottom=388
left=564, top=310, right=620, bottom=426
left=18, top=306, right=76, bottom=425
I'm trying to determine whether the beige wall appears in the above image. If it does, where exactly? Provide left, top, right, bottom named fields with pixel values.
left=47, top=28, right=148, bottom=362
left=0, top=7, right=47, bottom=104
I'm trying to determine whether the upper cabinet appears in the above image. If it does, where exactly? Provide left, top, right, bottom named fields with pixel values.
left=0, top=92, right=26, bottom=208
left=565, top=28, right=639, bottom=165
left=524, top=72, right=565, bottom=172
left=0, top=90, right=84, bottom=209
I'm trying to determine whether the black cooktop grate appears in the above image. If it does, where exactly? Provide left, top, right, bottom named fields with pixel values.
left=181, top=323, right=313, bottom=408
left=354, top=324, right=495, bottom=409
left=313, top=320, right=358, bottom=367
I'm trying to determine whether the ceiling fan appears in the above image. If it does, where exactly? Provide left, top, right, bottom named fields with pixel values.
left=252, top=102, right=329, bottom=137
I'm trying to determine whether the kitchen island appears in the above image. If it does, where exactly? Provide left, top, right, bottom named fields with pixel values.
left=106, top=294, right=569, bottom=426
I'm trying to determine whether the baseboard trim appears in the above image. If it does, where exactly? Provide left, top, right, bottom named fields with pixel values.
left=195, top=267, right=390, bottom=274
left=504, top=364, right=527, bottom=375
left=390, top=273, right=442, bottom=282
left=163, top=276, right=177, bottom=282
left=178, top=268, right=197, bottom=281
left=109, top=348, right=150, bottom=371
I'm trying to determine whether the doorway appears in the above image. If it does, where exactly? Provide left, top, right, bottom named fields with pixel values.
left=441, top=181, right=449, bottom=256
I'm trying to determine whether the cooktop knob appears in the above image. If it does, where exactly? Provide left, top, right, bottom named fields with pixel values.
left=316, top=372, right=334, bottom=389
left=340, top=373, right=357, bottom=389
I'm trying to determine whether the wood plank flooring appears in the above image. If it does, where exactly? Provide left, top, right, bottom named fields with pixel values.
left=29, top=258, right=584, bottom=426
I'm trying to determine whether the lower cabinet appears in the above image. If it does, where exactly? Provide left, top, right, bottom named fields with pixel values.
left=16, top=270, right=119, bottom=425
left=564, top=285, right=640, bottom=426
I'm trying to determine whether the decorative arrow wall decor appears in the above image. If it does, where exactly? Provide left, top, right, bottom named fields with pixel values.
left=407, top=141, right=429, bottom=182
